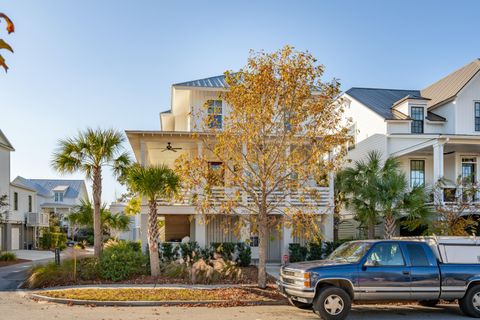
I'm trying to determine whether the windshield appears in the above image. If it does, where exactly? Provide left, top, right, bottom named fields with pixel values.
left=328, top=242, right=372, bottom=263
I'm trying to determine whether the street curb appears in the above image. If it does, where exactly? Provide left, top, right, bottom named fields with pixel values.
left=29, top=291, right=287, bottom=307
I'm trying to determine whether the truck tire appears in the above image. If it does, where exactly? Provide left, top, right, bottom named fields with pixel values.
left=288, top=298, right=312, bottom=310
left=419, top=300, right=439, bottom=307
left=459, top=284, right=480, bottom=317
left=313, top=286, right=351, bottom=320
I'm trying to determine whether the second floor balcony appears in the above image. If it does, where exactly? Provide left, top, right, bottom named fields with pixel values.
left=26, top=212, right=50, bottom=227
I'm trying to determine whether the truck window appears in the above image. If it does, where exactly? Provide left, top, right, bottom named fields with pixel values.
left=365, top=243, right=405, bottom=266
left=406, top=244, right=430, bottom=266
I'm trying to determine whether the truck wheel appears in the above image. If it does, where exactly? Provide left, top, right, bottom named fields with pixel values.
left=459, top=284, right=480, bottom=317
left=288, top=298, right=312, bottom=310
left=419, top=300, right=439, bottom=307
left=313, top=286, right=351, bottom=320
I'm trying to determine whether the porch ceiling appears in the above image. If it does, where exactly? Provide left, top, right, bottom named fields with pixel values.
left=400, top=143, right=480, bottom=156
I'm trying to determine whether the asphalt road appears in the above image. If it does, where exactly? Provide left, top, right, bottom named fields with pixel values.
left=0, top=291, right=469, bottom=320
left=0, top=259, right=51, bottom=291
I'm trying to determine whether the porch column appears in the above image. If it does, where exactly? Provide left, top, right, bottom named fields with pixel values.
left=282, top=224, right=293, bottom=261
left=194, top=215, right=207, bottom=248
left=140, top=139, right=146, bottom=167
left=433, top=142, right=445, bottom=184
left=326, top=151, right=335, bottom=241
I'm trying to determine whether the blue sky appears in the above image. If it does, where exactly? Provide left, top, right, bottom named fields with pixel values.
left=1, top=0, right=479, bottom=203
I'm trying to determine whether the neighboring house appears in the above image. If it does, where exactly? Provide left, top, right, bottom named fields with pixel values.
left=109, top=201, right=140, bottom=241
left=12, top=177, right=88, bottom=243
left=0, top=129, right=17, bottom=251
left=339, top=59, right=480, bottom=238
left=126, top=75, right=334, bottom=262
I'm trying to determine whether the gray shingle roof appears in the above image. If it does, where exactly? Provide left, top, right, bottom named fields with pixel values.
left=13, top=176, right=86, bottom=198
left=173, top=75, right=227, bottom=88
left=345, top=88, right=421, bottom=119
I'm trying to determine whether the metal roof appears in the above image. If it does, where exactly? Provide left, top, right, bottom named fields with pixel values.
left=173, top=75, right=227, bottom=88
left=422, top=59, right=480, bottom=109
left=345, top=87, right=421, bottom=119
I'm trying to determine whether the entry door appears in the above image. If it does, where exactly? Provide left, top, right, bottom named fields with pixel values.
left=267, top=225, right=281, bottom=262
left=357, top=242, right=411, bottom=300
left=11, top=227, right=20, bottom=250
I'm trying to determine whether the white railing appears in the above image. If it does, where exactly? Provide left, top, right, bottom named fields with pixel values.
left=26, top=212, right=49, bottom=227
left=156, top=186, right=331, bottom=208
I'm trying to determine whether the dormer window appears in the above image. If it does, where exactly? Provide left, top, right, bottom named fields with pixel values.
left=411, top=107, right=424, bottom=134
left=54, top=192, right=64, bottom=202
left=207, top=100, right=222, bottom=129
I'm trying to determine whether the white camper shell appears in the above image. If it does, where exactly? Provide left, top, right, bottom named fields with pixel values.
left=394, top=236, right=480, bottom=264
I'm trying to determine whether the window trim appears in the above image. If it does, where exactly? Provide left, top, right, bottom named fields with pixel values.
left=410, top=159, right=425, bottom=187
left=28, top=195, right=32, bottom=212
left=475, top=101, right=480, bottom=132
left=410, top=106, right=424, bottom=134
left=206, top=99, right=223, bottom=129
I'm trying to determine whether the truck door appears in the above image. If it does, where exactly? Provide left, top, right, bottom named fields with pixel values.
left=357, top=242, right=411, bottom=300
left=404, top=243, right=441, bottom=300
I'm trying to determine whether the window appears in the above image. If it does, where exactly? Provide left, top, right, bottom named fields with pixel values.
left=347, top=123, right=357, bottom=151
left=475, top=102, right=480, bottom=131
left=54, top=192, right=64, bottom=202
left=207, top=100, right=222, bottom=129
left=410, top=160, right=425, bottom=187
left=365, top=243, right=405, bottom=266
left=411, top=106, right=424, bottom=133
left=406, top=244, right=430, bottom=266
left=208, top=162, right=225, bottom=186
left=28, top=195, right=32, bottom=212
left=462, top=157, right=476, bottom=184
left=13, top=192, right=18, bottom=211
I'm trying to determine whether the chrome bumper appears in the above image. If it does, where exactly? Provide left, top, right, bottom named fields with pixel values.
left=277, top=280, right=315, bottom=302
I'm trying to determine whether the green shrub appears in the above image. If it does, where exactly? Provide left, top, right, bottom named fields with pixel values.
left=100, top=242, right=147, bottom=281
left=24, top=260, right=75, bottom=289
left=0, top=252, right=17, bottom=261
left=126, top=240, right=142, bottom=252
left=307, top=242, right=323, bottom=261
left=235, top=243, right=251, bottom=267
left=289, top=243, right=308, bottom=262
left=39, top=232, right=67, bottom=250
left=160, top=242, right=179, bottom=262
left=211, top=242, right=236, bottom=260
left=77, top=257, right=100, bottom=281
left=179, top=241, right=200, bottom=262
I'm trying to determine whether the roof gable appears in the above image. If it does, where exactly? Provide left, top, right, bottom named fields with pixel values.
left=421, top=59, right=480, bottom=108
left=0, top=129, right=14, bottom=151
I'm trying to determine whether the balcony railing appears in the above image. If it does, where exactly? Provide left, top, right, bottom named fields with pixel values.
left=26, top=212, right=49, bottom=227
left=156, top=186, right=331, bottom=208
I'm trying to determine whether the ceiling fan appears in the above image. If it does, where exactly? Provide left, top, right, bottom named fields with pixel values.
left=161, top=142, right=182, bottom=152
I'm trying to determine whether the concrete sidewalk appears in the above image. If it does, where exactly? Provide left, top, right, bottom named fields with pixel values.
left=266, top=263, right=281, bottom=280
left=10, top=250, right=54, bottom=261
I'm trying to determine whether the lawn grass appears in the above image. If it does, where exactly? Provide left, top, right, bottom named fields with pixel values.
left=40, top=287, right=282, bottom=302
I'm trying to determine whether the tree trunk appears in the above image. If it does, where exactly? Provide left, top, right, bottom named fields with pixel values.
left=257, top=205, right=268, bottom=289
left=148, top=199, right=160, bottom=277
left=92, top=167, right=103, bottom=258
left=367, top=222, right=375, bottom=239
left=384, top=214, right=396, bottom=239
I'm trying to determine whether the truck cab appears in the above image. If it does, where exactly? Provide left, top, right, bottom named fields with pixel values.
left=278, top=238, right=480, bottom=320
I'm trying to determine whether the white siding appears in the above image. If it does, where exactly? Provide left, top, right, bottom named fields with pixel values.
left=0, top=147, right=10, bottom=201
left=453, top=72, right=480, bottom=135
left=343, top=95, right=388, bottom=163
left=9, top=185, right=36, bottom=223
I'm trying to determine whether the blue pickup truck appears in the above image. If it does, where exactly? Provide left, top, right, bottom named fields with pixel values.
left=277, top=239, right=480, bottom=319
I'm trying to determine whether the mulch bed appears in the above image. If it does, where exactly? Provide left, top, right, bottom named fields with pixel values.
left=0, top=259, right=30, bottom=268
left=31, top=266, right=277, bottom=288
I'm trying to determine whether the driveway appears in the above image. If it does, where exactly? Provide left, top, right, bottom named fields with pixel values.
left=0, top=292, right=468, bottom=320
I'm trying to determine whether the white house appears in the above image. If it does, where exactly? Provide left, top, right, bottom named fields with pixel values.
left=109, top=201, right=140, bottom=241
left=11, top=177, right=88, bottom=246
left=0, top=129, right=17, bottom=251
left=339, top=58, right=480, bottom=238
left=126, top=75, right=334, bottom=262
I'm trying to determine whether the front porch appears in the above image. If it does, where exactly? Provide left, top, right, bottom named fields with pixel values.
left=390, top=135, right=480, bottom=202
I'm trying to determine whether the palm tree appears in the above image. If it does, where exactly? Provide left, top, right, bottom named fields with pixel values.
left=52, top=128, right=130, bottom=257
left=125, top=164, right=180, bottom=277
left=337, top=150, right=429, bottom=239
left=68, top=199, right=130, bottom=239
